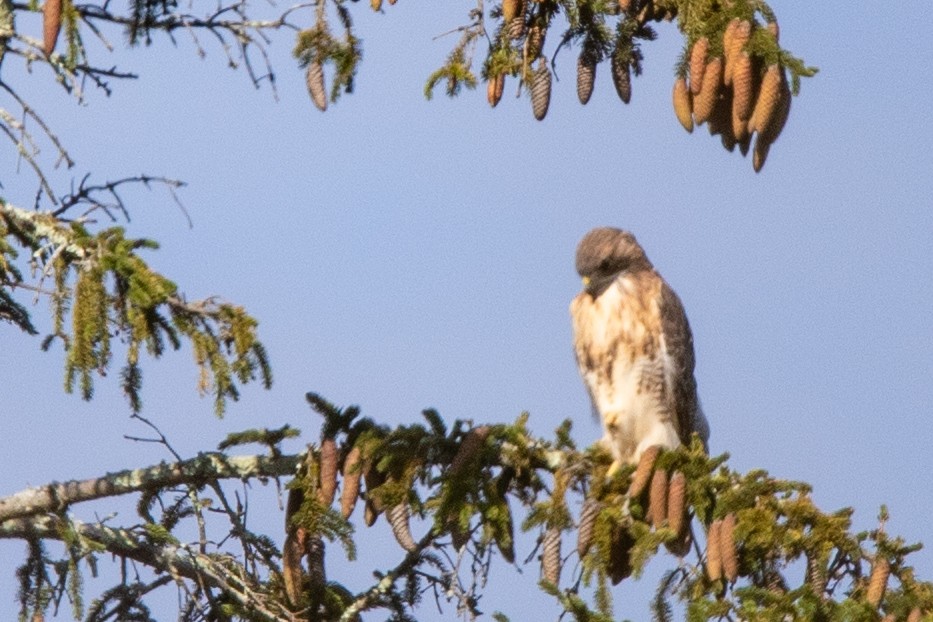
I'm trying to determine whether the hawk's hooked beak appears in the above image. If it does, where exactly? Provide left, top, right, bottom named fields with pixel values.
left=582, top=273, right=615, bottom=297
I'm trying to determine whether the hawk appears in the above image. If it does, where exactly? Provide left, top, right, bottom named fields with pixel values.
left=570, top=227, right=708, bottom=474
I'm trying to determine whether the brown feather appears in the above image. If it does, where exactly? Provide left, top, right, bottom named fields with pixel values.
left=659, top=282, right=702, bottom=447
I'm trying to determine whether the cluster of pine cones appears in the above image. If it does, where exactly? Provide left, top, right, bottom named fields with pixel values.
left=672, top=19, right=791, bottom=171
left=489, top=0, right=678, bottom=121
left=575, top=446, right=693, bottom=585
left=282, top=425, right=497, bottom=607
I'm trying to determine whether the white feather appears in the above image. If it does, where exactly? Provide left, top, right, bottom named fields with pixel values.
left=573, top=277, right=682, bottom=466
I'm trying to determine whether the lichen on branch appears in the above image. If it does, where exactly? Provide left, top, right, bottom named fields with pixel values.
left=0, top=197, right=272, bottom=415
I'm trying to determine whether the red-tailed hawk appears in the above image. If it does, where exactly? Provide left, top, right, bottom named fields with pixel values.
left=570, top=227, right=708, bottom=475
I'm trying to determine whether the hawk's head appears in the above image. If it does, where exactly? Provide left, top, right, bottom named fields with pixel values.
left=575, top=227, right=652, bottom=297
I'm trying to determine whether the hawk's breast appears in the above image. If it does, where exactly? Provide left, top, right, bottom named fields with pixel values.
left=571, top=272, right=682, bottom=463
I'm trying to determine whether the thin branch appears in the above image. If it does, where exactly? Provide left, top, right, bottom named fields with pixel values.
left=0, top=80, right=74, bottom=169
left=339, top=529, right=440, bottom=622
left=0, top=514, right=299, bottom=621
left=0, top=452, right=301, bottom=523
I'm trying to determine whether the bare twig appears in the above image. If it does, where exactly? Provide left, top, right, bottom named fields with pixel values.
left=0, top=514, right=299, bottom=621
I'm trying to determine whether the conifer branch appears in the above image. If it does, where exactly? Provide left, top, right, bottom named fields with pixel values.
left=1, top=196, right=272, bottom=414
left=0, top=453, right=299, bottom=523
left=2, top=406, right=932, bottom=620
left=338, top=530, right=438, bottom=622
left=1, top=514, right=298, bottom=622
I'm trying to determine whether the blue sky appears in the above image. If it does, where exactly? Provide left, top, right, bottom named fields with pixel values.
left=2, top=1, right=933, bottom=619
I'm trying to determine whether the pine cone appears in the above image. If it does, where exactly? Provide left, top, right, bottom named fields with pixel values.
left=648, top=468, right=669, bottom=529
left=720, top=512, right=739, bottom=582
left=766, top=568, right=788, bottom=594
left=731, top=51, right=754, bottom=123
left=731, top=105, right=749, bottom=146
left=576, top=498, right=601, bottom=557
left=748, top=64, right=782, bottom=135
left=706, top=519, right=723, bottom=581
left=364, top=499, right=380, bottom=526
left=618, top=0, right=631, bottom=12
left=805, top=550, right=828, bottom=596
left=866, top=556, right=890, bottom=608
left=759, top=72, right=791, bottom=145
left=340, top=445, right=363, bottom=519
left=908, top=608, right=923, bottom=622
left=487, top=74, right=505, bottom=108
left=370, top=0, right=382, bottom=10
left=689, top=37, right=709, bottom=95
left=282, top=488, right=306, bottom=606
left=282, top=531, right=304, bottom=605
left=306, top=61, right=327, bottom=112
left=628, top=445, right=660, bottom=498
left=736, top=120, right=752, bottom=154
left=752, top=75, right=790, bottom=172
left=318, top=438, right=338, bottom=507
left=673, top=77, right=693, bottom=133
left=666, top=471, right=687, bottom=539
left=450, top=425, right=491, bottom=476
left=541, top=527, right=562, bottom=585
left=664, top=471, right=691, bottom=556
left=692, top=57, right=722, bottom=125
left=387, top=503, right=418, bottom=552
left=526, top=22, right=546, bottom=60
left=611, top=53, right=632, bottom=104
left=508, top=17, right=526, bottom=39
left=721, top=18, right=740, bottom=68
left=306, top=534, right=326, bottom=592
left=42, top=0, right=62, bottom=56
left=577, top=51, right=596, bottom=105
left=752, top=135, right=771, bottom=172
left=502, top=0, right=523, bottom=23
left=724, top=19, right=751, bottom=87
left=531, top=59, right=552, bottom=121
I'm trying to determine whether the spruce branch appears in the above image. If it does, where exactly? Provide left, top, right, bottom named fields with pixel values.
left=1, top=197, right=272, bottom=414
left=2, top=515, right=299, bottom=622
left=2, top=404, right=932, bottom=620
left=0, top=453, right=299, bottom=523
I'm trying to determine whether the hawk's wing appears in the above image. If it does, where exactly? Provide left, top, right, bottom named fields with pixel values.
left=658, top=281, right=705, bottom=447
